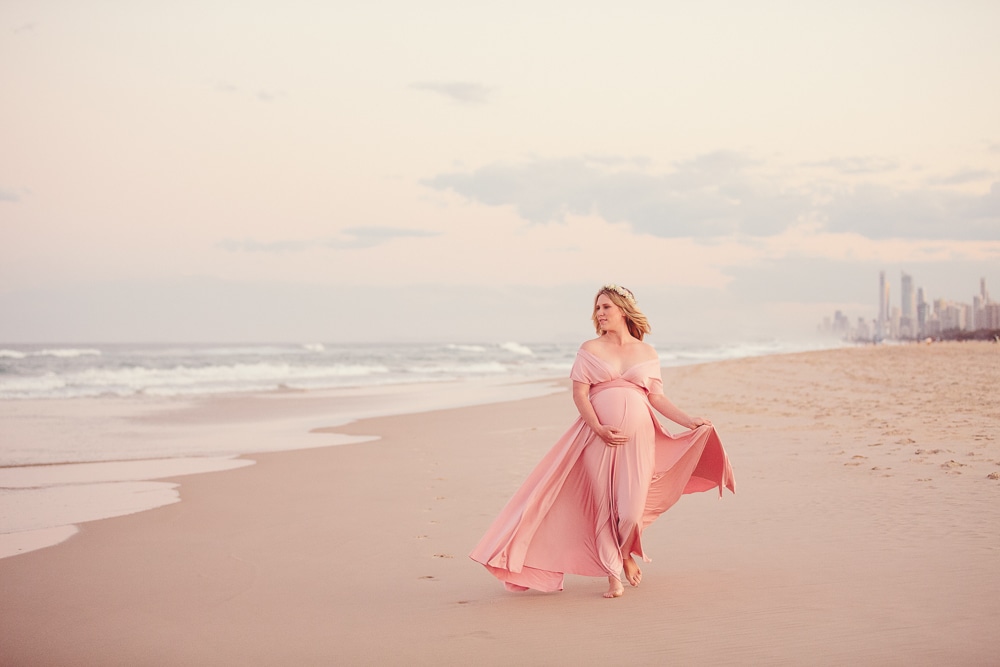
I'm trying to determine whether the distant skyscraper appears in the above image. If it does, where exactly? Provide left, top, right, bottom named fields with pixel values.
left=901, top=273, right=914, bottom=319
left=916, top=287, right=927, bottom=338
left=975, top=278, right=992, bottom=329
left=900, top=272, right=915, bottom=338
left=878, top=271, right=890, bottom=339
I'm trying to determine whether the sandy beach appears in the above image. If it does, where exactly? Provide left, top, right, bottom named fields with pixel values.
left=1, top=342, right=998, bottom=665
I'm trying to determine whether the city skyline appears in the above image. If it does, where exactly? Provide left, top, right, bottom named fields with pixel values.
left=822, top=272, right=998, bottom=341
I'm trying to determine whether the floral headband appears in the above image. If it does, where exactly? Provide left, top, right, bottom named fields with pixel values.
left=602, top=283, right=636, bottom=306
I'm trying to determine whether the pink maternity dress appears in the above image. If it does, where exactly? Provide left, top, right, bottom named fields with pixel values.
left=470, top=347, right=735, bottom=592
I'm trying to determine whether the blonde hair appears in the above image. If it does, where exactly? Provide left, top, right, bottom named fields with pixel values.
left=592, top=285, right=651, bottom=341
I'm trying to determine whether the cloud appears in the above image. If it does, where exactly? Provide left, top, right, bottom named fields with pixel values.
left=217, top=238, right=311, bottom=253
left=425, top=153, right=1000, bottom=241
left=12, top=22, right=35, bottom=35
left=0, top=187, right=21, bottom=202
left=926, top=168, right=994, bottom=186
left=425, top=153, right=806, bottom=237
left=336, top=226, right=439, bottom=248
left=823, top=182, right=1000, bottom=240
left=580, top=154, right=651, bottom=169
left=218, top=226, right=440, bottom=253
left=211, top=81, right=280, bottom=102
left=410, top=81, right=491, bottom=104
left=801, top=156, right=899, bottom=175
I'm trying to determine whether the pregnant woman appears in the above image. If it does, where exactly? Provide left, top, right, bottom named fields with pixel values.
left=470, top=284, right=735, bottom=598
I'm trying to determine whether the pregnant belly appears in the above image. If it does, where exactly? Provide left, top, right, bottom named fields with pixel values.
left=591, top=387, right=653, bottom=439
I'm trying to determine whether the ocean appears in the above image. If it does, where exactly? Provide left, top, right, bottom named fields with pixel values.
left=0, top=339, right=839, bottom=401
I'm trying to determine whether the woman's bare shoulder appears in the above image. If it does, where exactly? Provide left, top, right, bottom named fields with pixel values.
left=635, top=341, right=659, bottom=361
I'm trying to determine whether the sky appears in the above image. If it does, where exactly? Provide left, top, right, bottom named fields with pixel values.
left=1, top=0, right=998, bottom=344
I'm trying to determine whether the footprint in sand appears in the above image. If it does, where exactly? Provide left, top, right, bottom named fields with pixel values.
left=941, top=460, right=967, bottom=469
left=987, top=472, right=1000, bottom=480
left=433, top=553, right=454, bottom=559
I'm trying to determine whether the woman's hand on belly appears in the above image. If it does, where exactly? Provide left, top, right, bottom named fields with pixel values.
left=595, top=424, right=628, bottom=446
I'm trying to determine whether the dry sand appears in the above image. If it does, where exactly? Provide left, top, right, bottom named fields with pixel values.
left=1, top=342, right=998, bottom=665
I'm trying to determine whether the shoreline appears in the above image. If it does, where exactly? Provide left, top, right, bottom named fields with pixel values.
left=2, top=342, right=998, bottom=664
left=0, top=376, right=566, bottom=558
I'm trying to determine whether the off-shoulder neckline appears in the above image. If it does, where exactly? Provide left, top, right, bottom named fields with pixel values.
left=577, top=347, right=658, bottom=376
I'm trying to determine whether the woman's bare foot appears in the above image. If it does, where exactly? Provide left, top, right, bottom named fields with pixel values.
left=623, top=556, right=642, bottom=587
left=604, top=576, right=624, bottom=598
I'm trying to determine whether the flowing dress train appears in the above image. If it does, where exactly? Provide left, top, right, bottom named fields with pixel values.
left=469, top=348, right=735, bottom=592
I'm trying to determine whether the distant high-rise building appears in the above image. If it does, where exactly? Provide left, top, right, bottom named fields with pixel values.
left=878, top=271, right=889, bottom=339
left=985, top=302, right=1000, bottom=329
left=982, top=277, right=990, bottom=304
left=834, top=310, right=849, bottom=334
left=901, top=273, right=914, bottom=318
left=933, top=299, right=965, bottom=332
left=900, top=272, right=915, bottom=338
left=856, top=317, right=871, bottom=341
left=916, top=287, right=928, bottom=338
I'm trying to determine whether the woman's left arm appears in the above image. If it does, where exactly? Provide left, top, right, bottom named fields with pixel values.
left=648, top=392, right=711, bottom=430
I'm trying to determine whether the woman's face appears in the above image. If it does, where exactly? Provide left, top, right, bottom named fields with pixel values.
left=595, top=294, right=624, bottom=333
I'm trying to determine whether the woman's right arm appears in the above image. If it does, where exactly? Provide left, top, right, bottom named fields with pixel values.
left=573, top=381, right=627, bottom=446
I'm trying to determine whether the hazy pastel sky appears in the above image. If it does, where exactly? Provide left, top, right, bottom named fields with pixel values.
left=2, top=1, right=998, bottom=343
